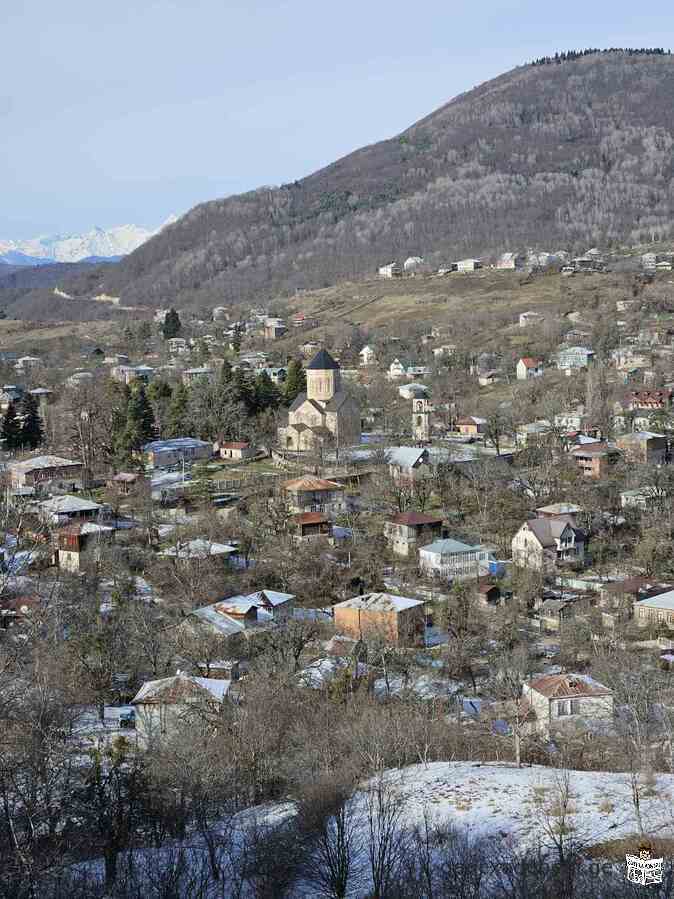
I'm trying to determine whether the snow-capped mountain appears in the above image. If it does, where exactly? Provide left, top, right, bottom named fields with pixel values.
left=0, top=216, right=177, bottom=265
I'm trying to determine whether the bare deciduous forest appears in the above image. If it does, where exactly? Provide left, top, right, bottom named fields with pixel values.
left=35, top=51, right=674, bottom=315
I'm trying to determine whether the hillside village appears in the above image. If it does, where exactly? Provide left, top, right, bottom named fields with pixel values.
left=6, top=245, right=674, bottom=894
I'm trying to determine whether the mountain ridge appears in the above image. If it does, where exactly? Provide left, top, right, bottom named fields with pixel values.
left=0, top=216, right=177, bottom=265
left=33, top=52, right=674, bottom=312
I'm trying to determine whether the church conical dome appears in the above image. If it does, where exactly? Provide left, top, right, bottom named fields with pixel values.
left=306, top=349, right=340, bottom=371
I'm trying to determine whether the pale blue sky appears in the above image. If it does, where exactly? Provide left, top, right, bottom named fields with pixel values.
left=1, top=0, right=672, bottom=238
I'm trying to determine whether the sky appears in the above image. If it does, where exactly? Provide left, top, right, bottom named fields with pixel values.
left=2, top=0, right=673, bottom=239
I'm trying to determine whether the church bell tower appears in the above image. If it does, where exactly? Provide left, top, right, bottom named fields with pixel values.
left=412, top=397, right=431, bottom=442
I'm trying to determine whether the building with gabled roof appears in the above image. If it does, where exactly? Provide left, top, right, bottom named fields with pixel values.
left=187, top=589, right=295, bottom=639
left=9, top=455, right=84, bottom=490
left=456, top=416, right=486, bottom=436
left=131, top=673, right=232, bottom=745
left=333, top=592, right=425, bottom=647
left=281, top=476, right=346, bottom=515
left=385, top=446, right=432, bottom=484
left=516, top=357, right=544, bottom=380
left=384, top=511, right=443, bottom=557
left=523, top=673, right=613, bottom=735
left=39, top=494, right=105, bottom=525
left=512, top=516, right=586, bottom=572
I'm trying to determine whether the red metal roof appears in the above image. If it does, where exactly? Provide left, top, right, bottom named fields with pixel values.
left=389, top=512, right=443, bottom=526
left=529, top=673, right=611, bottom=699
left=294, top=512, right=330, bottom=525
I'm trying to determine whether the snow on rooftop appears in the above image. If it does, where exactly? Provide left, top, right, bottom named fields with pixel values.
left=334, top=592, right=423, bottom=612
left=159, top=538, right=237, bottom=559
left=144, top=437, right=212, bottom=452
left=40, top=494, right=102, bottom=514
left=132, top=674, right=231, bottom=705
left=10, top=455, right=81, bottom=472
left=635, top=589, right=674, bottom=611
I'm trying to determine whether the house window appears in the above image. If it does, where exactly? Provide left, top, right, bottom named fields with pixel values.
left=557, top=700, right=571, bottom=717
left=570, top=700, right=581, bottom=715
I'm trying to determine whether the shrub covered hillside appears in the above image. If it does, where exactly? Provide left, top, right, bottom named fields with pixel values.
left=70, top=51, right=674, bottom=310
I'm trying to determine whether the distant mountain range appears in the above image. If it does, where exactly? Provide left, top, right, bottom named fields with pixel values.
left=0, top=217, right=177, bottom=266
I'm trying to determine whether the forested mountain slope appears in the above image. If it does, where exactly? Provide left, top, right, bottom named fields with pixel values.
left=61, top=51, right=674, bottom=311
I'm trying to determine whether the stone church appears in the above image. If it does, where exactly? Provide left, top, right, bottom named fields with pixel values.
left=279, top=349, right=361, bottom=452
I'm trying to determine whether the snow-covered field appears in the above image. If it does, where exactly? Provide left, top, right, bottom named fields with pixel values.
left=71, top=761, right=674, bottom=895
left=368, top=762, right=674, bottom=849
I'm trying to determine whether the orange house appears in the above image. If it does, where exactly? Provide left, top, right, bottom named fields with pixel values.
left=333, top=593, right=425, bottom=647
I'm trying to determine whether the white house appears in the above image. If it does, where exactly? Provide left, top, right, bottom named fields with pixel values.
left=388, top=359, right=407, bottom=380
left=496, top=252, right=525, bottom=271
left=455, top=258, right=482, bottom=273
left=359, top=345, right=376, bottom=366
left=620, top=487, right=666, bottom=511
left=403, top=256, right=426, bottom=273
left=519, top=311, right=544, bottom=328
left=15, top=355, right=43, bottom=372
left=378, top=262, right=402, bottom=278
left=522, top=673, right=613, bottom=735
left=511, top=517, right=585, bottom=572
left=634, top=589, right=674, bottom=628
left=516, top=357, right=544, bottom=380
left=419, top=538, right=495, bottom=581
left=515, top=420, right=552, bottom=448
left=432, top=344, right=456, bottom=359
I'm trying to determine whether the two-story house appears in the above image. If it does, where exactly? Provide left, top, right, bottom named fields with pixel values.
left=511, top=517, right=586, bottom=572
left=570, top=442, right=620, bottom=479
left=281, top=476, right=346, bottom=515
left=388, top=359, right=408, bottom=380
left=384, top=512, right=444, bottom=557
